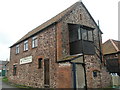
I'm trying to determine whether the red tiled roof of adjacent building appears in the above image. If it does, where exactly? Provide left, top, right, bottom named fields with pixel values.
left=103, top=39, right=120, bottom=55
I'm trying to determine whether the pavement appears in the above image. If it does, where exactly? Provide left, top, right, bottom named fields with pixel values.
left=0, top=76, right=18, bottom=90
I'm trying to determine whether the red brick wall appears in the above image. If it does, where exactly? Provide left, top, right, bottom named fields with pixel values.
left=57, top=62, right=72, bottom=88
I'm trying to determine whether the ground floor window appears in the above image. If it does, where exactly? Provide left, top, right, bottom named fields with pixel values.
left=38, top=58, right=42, bottom=69
left=13, top=65, right=17, bottom=76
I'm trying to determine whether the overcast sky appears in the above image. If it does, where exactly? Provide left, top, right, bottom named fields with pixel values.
left=0, top=0, right=119, bottom=60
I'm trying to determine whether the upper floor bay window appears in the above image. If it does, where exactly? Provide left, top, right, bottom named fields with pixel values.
left=24, top=40, right=28, bottom=51
left=16, top=45, right=19, bottom=54
left=68, top=23, right=95, bottom=55
left=32, top=36, right=38, bottom=48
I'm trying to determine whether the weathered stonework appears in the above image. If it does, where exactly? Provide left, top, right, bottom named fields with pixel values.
left=7, top=2, right=111, bottom=88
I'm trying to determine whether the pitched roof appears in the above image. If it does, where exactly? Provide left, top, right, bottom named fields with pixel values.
left=103, top=39, right=120, bottom=55
left=10, top=1, right=102, bottom=47
left=10, top=2, right=80, bottom=47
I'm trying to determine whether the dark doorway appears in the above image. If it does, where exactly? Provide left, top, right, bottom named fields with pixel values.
left=44, top=59, right=50, bottom=88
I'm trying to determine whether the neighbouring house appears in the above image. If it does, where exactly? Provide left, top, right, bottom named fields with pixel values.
left=0, top=61, right=9, bottom=76
left=8, top=1, right=111, bottom=88
left=103, top=39, right=120, bottom=75
left=103, top=39, right=120, bottom=86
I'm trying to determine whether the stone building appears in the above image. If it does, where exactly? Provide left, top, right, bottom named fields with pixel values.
left=8, top=1, right=111, bottom=88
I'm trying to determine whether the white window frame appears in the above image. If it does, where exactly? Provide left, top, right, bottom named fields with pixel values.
left=24, top=40, right=28, bottom=51
left=16, top=45, right=19, bottom=54
left=32, top=36, right=38, bottom=48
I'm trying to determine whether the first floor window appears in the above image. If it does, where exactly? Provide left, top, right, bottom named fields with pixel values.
left=24, top=40, right=28, bottom=51
left=16, top=45, right=19, bottom=54
left=69, top=23, right=94, bottom=43
left=32, top=36, right=38, bottom=48
left=69, top=23, right=95, bottom=55
left=13, top=65, right=17, bottom=76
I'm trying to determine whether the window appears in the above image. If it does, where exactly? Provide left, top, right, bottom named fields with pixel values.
left=16, top=45, right=19, bottom=54
left=38, top=58, right=42, bottom=69
left=24, top=40, right=28, bottom=51
left=69, top=24, right=94, bottom=42
left=81, top=28, right=87, bottom=40
left=93, top=71, right=97, bottom=77
left=80, top=14, right=82, bottom=20
left=88, top=30, right=93, bottom=41
left=93, top=70, right=100, bottom=78
left=69, top=24, right=95, bottom=55
left=32, top=36, right=38, bottom=48
left=69, top=25, right=79, bottom=42
left=13, top=65, right=17, bottom=76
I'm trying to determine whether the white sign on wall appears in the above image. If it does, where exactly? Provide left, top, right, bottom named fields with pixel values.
left=20, top=56, right=32, bottom=65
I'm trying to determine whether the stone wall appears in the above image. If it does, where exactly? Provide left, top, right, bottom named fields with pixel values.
left=8, top=2, right=111, bottom=88
left=57, top=3, right=101, bottom=60
left=84, top=55, right=102, bottom=88
left=8, top=25, right=58, bottom=88
left=59, top=3, right=111, bottom=88
left=57, top=62, right=72, bottom=88
left=101, top=65, right=112, bottom=88
left=84, top=55, right=111, bottom=88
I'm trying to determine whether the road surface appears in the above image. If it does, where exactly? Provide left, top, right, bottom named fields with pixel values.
left=0, top=76, right=17, bottom=90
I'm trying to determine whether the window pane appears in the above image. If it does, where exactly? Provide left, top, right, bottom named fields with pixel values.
left=16, top=45, right=19, bottom=54
left=24, top=40, right=28, bottom=51
left=88, top=30, right=93, bottom=41
left=81, top=28, right=87, bottom=40
left=93, top=71, right=97, bottom=77
left=26, top=43, right=28, bottom=50
left=32, top=36, right=38, bottom=48
left=69, top=29, right=78, bottom=42
left=32, top=40, right=35, bottom=48
left=78, top=28, right=81, bottom=40
left=35, top=38, right=38, bottom=47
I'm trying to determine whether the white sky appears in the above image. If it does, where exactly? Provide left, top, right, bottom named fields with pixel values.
left=0, top=0, right=119, bottom=60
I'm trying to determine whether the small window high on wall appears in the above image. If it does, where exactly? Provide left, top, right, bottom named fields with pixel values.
left=68, top=23, right=95, bottom=55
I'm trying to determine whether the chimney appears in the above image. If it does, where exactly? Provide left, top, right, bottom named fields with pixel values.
left=78, top=0, right=82, bottom=2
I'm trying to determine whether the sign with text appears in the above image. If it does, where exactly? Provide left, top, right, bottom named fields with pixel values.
left=20, top=56, right=32, bottom=64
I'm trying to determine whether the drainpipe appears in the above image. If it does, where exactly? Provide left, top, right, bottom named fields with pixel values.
left=97, top=21, right=103, bottom=88
left=72, top=63, right=77, bottom=89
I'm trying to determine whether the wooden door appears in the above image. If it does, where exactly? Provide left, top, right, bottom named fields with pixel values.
left=44, top=59, right=50, bottom=88
left=76, top=64, right=85, bottom=88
